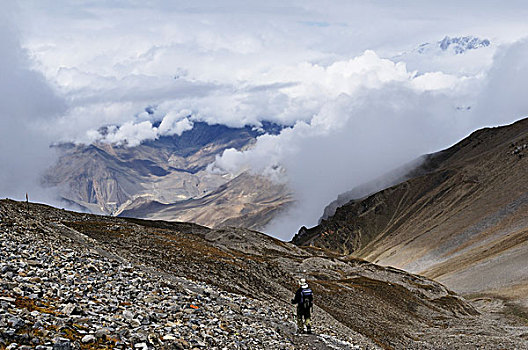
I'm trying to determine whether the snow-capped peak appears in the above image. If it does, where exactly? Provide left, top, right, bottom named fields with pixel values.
left=438, top=36, right=491, bottom=54
left=416, top=36, right=491, bottom=55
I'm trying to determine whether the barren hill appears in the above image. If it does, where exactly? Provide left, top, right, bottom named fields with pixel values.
left=292, top=117, right=528, bottom=305
left=2, top=199, right=528, bottom=349
left=117, top=171, right=292, bottom=230
left=43, top=122, right=292, bottom=230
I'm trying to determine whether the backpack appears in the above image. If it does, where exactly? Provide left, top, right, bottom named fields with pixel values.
left=300, top=288, right=313, bottom=309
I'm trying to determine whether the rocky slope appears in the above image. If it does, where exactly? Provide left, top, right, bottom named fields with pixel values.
left=43, top=122, right=292, bottom=230
left=2, top=199, right=528, bottom=349
left=292, top=117, right=528, bottom=306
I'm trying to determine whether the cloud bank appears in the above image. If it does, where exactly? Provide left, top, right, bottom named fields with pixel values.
left=92, top=110, right=194, bottom=147
left=212, top=40, right=528, bottom=239
left=0, top=11, right=66, bottom=203
left=19, top=0, right=526, bottom=144
left=3, top=1, right=528, bottom=239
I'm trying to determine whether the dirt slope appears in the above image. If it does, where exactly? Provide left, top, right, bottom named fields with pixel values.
left=292, top=118, right=528, bottom=304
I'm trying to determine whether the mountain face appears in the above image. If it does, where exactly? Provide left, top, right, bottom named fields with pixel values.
left=319, top=157, right=426, bottom=222
left=118, top=171, right=292, bottom=229
left=395, top=35, right=491, bottom=59
left=418, top=36, right=491, bottom=55
left=392, top=35, right=493, bottom=76
left=43, top=122, right=292, bottom=230
left=3, top=199, right=528, bottom=349
left=292, top=118, right=528, bottom=305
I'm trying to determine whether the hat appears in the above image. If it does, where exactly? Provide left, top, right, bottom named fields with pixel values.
left=299, top=278, right=308, bottom=289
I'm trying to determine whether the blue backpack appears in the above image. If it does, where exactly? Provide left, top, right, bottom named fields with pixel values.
left=300, top=288, right=313, bottom=309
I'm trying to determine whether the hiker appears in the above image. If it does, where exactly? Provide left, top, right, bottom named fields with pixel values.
left=291, top=278, right=313, bottom=334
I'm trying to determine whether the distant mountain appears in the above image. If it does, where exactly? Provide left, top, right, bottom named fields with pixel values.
left=416, top=36, right=491, bottom=55
left=392, top=35, right=493, bottom=75
left=118, top=171, right=292, bottom=229
left=293, top=118, right=528, bottom=304
left=43, top=121, right=292, bottom=230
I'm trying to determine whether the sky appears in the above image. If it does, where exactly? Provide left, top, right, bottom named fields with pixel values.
left=2, top=1, right=528, bottom=239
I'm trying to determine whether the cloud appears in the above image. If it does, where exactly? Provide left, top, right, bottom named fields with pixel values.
left=472, top=39, right=528, bottom=125
left=102, top=121, right=158, bottom=147
left=5, top=1, right=528, bottom=240
left=85, top=109, right=194, bottom=146
left=212, top=40, right=528, bottom=240
left=77, top=49, right=472, bottom=148
left=158, top=109, right=194, bottom=136
left=0, top=11, right=66, bottom=203
left=17, top=1, right=528, bottom=141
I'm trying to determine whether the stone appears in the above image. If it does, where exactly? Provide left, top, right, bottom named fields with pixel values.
left=176, top=339, right=191, bottom=349
left=8, top=316, right=24, bottom=329
left=130, top=319, right=142, bottom=327
left=81, top=334, right=96, bottom=343
left=52, top=338, right=72, bottom=350
left=61, top=303, right=75, bottom=316
left=95, top=327, right=111, bottom=338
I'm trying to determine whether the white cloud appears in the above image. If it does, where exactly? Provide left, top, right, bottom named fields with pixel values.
left=410, top=72, right=460, bottom=91
left=103, top=121, right=158, bottom=147
left=472, top=39, right=528, bottom=125
left=85, top=109, right=195, bottom=146
left=16, top=1, right=528, bottom=140
left=209, top=39, right=528, bottom=239
left=158, top=109, right=193, bottom=136
left=4, top=1, right=528, bottom=240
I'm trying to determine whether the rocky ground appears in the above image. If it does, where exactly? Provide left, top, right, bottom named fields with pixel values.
left=0, top=201, right=367, bottom=350
left=1, top=199, right=528, bottom=349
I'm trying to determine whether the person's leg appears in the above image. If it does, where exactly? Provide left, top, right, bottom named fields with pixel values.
left=305, top=316, right=312, bottom=334
left=296, top=309, right=304, bottom=333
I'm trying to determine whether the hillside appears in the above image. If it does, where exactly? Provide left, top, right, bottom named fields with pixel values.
left=43, top=122, right=292, bottom=230
left=292, top=117, right=528, bottom=306
left=1, top=199, right=527, bottom=349
left=118, top=171, right=292, bottom=229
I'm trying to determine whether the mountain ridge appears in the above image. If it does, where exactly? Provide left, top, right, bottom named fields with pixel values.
left=292, top=117, right=528, bottom=306
left=43, top=121, right=292, bottom=230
